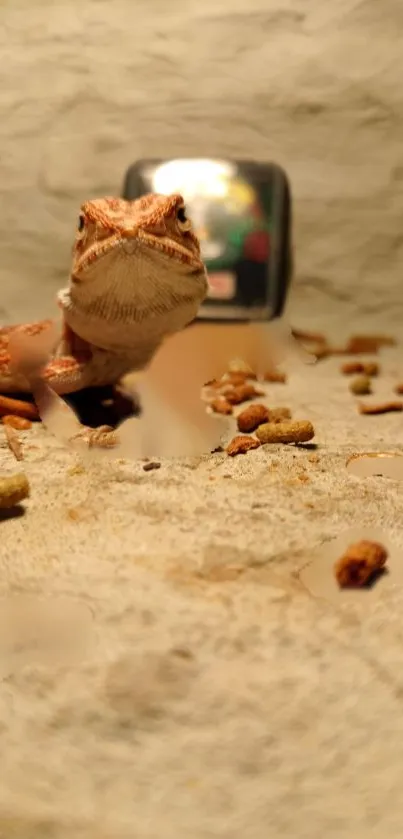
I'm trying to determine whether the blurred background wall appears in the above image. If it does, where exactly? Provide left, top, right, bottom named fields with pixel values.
left=1, top=0, right=402, bottom=335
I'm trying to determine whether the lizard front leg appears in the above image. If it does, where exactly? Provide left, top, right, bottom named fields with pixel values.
left=4, top=322, right=139, bottom=453
left=0, top=319, right=57, bottom=395
left=22, top=362, right=128, bottom=451
left=5, top=324, right=98, bottom=441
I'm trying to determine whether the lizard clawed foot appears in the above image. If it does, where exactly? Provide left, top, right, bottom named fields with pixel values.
left=70, top=424, right=120, bottom=450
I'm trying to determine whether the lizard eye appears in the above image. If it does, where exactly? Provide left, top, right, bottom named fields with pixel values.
left=176, top=205, right=191, bottom=232
left=77, top=214, right=85, bottom=234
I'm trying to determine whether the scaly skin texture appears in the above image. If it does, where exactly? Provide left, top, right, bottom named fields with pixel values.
left=0, top=193, right=207, bottom=395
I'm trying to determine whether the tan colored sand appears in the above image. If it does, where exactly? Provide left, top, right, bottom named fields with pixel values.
left=1, top=348, right=403, bottom=837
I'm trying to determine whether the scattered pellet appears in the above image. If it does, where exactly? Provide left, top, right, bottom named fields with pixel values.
left=0, top=472, right=30, bottom=508
left=222, top=372, right=248, bottom=386
left=0, top=395, right=39, bottom=421
left=226, top=435, right=261, bottom=456
left=211, top=397, right=233, bottom=416
left=143, top=461, right=161, bottom=472
left=3, top=425, right=23, bottom=462
left=358, top=401, right=403, bottom=415
left=346, top=335, right=396, bottom=353
left=341, top=361, right=365, bottom=375
left=263, top=370, right=287, bottom=383
left=349, top=375, right=372, bottom=395
left=362, top=362, right=379, bottom=377
left=313, top=333, right=395, bottom=362
left=2, top=415, right=32, bottom=430
left=334, top=540, right=388, bottom=588
left=341, top=361, right=380, bottom=376
left=237, top=404, right=270, bottom=433
left=256, top=420, right=315, bottom=445
left=394, top=384, right=403, bottom=395
left=224, top=383, right=264, bottom=405
left=224, top=370, right=257, bottom=384
left=267, top=407, right=292, bottom=423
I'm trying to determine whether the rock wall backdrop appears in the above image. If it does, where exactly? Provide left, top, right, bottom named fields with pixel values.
left=1, top=0, right=402, bottom=335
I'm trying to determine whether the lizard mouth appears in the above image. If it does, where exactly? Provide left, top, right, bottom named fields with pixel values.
left=121, top=232, right=204, bottom=271
left=74, top=233, right=204, bottom=278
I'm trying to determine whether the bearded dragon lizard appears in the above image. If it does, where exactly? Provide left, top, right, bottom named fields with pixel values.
left=0, top=193, right=231, bottom=456
left=1, top=193, right=210, bottom=393
left=0, top=192, right=311, bottom=459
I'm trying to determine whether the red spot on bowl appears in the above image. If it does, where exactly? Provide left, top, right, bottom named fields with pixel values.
left=243, top=231, right=270, bottom=262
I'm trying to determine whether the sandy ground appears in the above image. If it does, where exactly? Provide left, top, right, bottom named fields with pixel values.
left=1, top=345, right=403, bottom=837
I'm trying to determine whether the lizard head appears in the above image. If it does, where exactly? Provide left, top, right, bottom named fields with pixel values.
left=64, top=194, right=208, bottom=350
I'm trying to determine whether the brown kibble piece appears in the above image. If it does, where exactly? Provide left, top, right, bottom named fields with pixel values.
left=341, top=361, right=379, bottom=376
left=349, top=375, right=372, bottom=395
left=223, top=372, right=249, bottom=386
left=0, top=472, right=30, bottom=508
left=237, top=404, right=270, bottom=433
left=346, top=335, right=395, bottom=354
left=358, top=401, right=403, bottom=415
left=256, top=420, right=315, bottom=444
left=362, top=362, right=379, bottom=377
left=225, top=370, right=257, bottom=384
left=0, top=395, right=39, bottom=421
left=315, top=334, right=395, bottom=362
left=143, top=461, right=161, bottom=472
left=394, top=384, right=403, bottom=395
left=226, top=435, right=261, bottom=456
left=334, top=540, right=388, bottom=588
left=341, top=361, right=365, bottom=375
left=341, top=360, right=379, bottom=377
left=225, top=383, right=264, bottom=405
left=3, top=424, right=23, bottom=461
left=2, top=415, right=32, bottom=430
left=263, top=370, right=287, bottom=383
left=267, top=407, right=292, bottom=423
left=211, top=397, right=233, bottom=416
left=204, top=370, right=256, bottom=396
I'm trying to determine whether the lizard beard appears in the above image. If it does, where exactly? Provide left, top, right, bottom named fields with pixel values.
left=59, top=242, right=208, bottom=354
